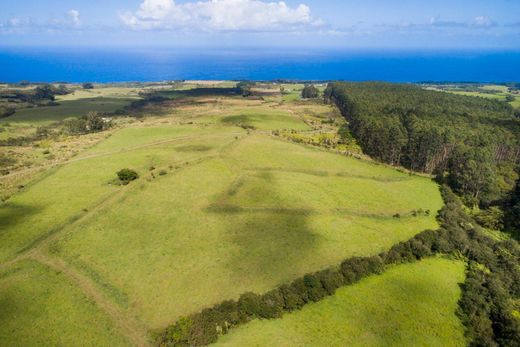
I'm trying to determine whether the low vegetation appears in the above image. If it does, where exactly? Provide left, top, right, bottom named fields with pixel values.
left=1, top=81, right=519, bottom=347
left=157, top=186, right=520, bottom=346
left=117, top=168, right=139, bottom=184
left=0, top=260, right=129, bottom=346
left=215, top=258, right=466, bottom=347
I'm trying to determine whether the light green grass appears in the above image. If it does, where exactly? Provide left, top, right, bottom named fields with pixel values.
left=0, top=125, right=241, bottom=263
left=215, top=258, right=466, bottom=347
left=1, top=98, right=444, bottom=336
left=0, top=87, right=141, bottom=137
left=51, top=133, right=440, bottom=329
left=0, top=260, right=128, bottom=347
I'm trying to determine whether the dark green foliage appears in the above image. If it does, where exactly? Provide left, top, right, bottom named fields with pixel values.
left=301, top=84, right=319, bottom=99
left=504, top=176, right=520, bottom=240
left=303, top=274, right=327, bottom=302
left=279, top=284, right=306, bottom=311
left=505, top=95, right=515, bottom=103
left=237, top=81, right=255, bottom=97
left=117, top=169, right=139, bottom=184
left=54, top=84, right=70, bottom=95
left=82, top=83, right=94, bottom=89
left=325, top=82, right=520, bottom=206
left=0, top=106, right=15, bottom=118
left=64, top=111, right=110, bottom=135
left=0, top=154, right=17, bottom=168
left=34, top=85, right=56, bottom=101
left=316, top=268, right=344, bottom=295
left=85, top=111, right=106, bottom=132
left=475, top=207, right=505, bottom=230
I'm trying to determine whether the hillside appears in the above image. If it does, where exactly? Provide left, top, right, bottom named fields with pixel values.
left=1, top=82, right=519, bottom=347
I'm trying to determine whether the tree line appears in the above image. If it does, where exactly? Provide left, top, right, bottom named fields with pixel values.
left=156, top=186, right=520, bottom=347
left=324, top=82, right=520, bottom=237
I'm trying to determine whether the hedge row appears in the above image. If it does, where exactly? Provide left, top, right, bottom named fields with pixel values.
left=156, top=186, right=520, bottom=347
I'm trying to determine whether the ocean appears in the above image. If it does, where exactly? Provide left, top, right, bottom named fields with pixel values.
left=0, top=47, right=519, bottom=83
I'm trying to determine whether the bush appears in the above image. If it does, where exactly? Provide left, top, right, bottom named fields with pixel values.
left=0, top=106, right=15, bottom=118
left=65, top=112, right=110, bottom=134
left=117, top=169, right=139, bottom=184
left=82, top=83, right=94, bottom=89
left=0, top=154, right=16, bottom=168
left=301, top=85, right=319, bottom=99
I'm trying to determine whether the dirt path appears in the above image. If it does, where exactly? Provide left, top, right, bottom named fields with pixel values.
left=0, top=144, right=232, bottom=345
left=32, top=251, right=150, bottom=347
left=1, top=132, right=242, bottom=181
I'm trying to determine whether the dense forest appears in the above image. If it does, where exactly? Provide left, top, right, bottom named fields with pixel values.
left=324, top=82, right=520, bottom=237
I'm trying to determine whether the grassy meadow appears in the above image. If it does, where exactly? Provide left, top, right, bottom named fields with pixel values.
left=0, top=260, right=128, bottom=346
left=215, top=257, right=466, bottom=347
left=0, top=83, right=451, bottom=345
left=0, top=86, right=141, bottom=140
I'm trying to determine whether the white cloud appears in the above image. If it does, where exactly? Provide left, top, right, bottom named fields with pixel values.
left=119, top=0, right=320, bottom=32
left=68, top=9, right=81, bottom=26
left=473, top=16, right=495, bottom=28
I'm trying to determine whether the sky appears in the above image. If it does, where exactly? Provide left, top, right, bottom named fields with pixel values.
left=0, top=0, right=519, bottom=49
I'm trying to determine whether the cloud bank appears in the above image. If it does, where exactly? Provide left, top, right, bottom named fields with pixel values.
left=119, top=0, right=320, bottom=32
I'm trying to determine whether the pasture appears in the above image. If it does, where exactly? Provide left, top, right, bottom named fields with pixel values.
left=215, top=257, right=466, bottom=347
left=0, top=260, right=128, bottom=346
left=0, top=86, right=141, bottom=139
left=0, top=84, right=446, bottom=344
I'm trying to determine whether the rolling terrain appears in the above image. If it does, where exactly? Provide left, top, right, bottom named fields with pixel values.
left=2, top=82, right=517, bottom=346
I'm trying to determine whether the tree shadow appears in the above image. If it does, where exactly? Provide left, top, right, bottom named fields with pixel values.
left=0, top=203, right=43, bottom=234
left=206, top=171, right=322, bottom=284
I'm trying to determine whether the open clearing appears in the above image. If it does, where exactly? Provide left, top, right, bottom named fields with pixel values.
left=0, top=85, right=445, bottom=344
left=215, top=257, right=466, bottom=347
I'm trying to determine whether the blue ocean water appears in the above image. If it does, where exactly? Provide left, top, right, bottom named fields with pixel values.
left=0, top=47, right=519, bottom=83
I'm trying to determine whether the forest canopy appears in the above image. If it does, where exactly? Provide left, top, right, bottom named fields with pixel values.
left=324, top=82, right=520, bottom=208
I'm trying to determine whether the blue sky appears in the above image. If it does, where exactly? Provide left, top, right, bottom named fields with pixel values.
left=1, top=0, right=519, bottom=48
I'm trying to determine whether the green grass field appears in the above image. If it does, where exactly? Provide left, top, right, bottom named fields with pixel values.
left=426, top=84, right=520, bottom=109
left=215, top=257, right=466, bottom=347
left=0, top=87, right=141, bottom=139
left=0, top=85, right=450, bottom=345
left=0, top=260, right=128, bottom=346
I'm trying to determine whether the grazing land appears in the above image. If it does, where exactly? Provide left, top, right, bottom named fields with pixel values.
left=0, top=82, right=449, bottom=345
left=0, top=260, right=129, bottom=346
left=215, top=257, right=466, bottom=347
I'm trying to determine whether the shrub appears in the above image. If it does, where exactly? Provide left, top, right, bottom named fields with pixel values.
left=0, top=106, right=15, bottom=118
left=117, top=169, right=139, bottom=184
left=279, top=284, right=306, bottom=311
left=82, top=82, right=94, bottom=89
left=301, top=85, right=319, bottom=99
left=0, top=154, right=16, bottom=168
left=316, top=268, right=344, bottom=295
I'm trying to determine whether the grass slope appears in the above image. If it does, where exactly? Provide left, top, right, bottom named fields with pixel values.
left=51, top=133, right=441, bottom=328
left=0, top=260, right=128, bottom=347
left=215, top=258, right=466, bottom=347
left=0, top=91, right=445, bottom=341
